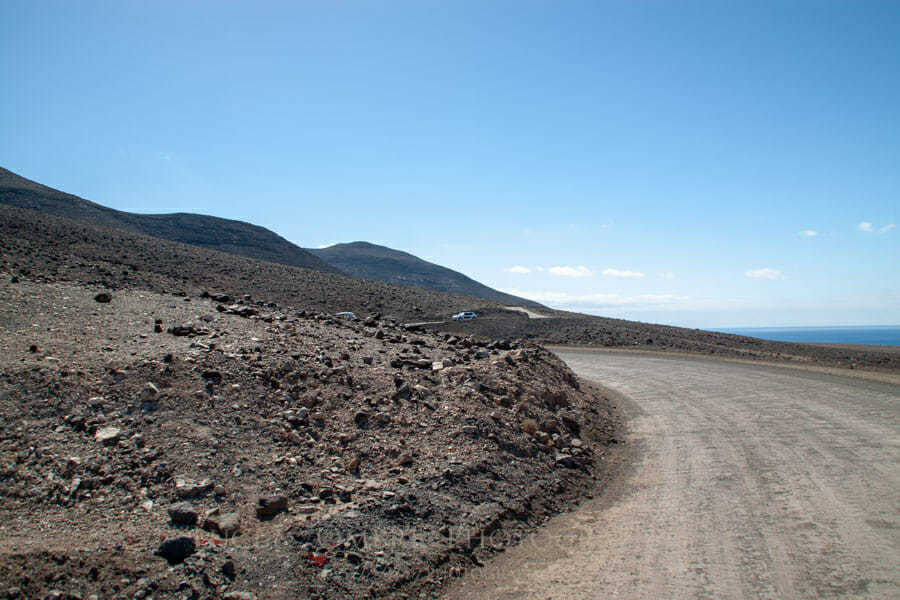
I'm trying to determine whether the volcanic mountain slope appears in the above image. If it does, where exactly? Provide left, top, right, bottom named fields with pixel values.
left=310, top=241, right=543, bottom=308
left=0, top=166, right=340, bottom=274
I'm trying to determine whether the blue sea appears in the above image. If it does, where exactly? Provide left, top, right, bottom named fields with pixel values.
left=716, top=326, right=900, bottom=347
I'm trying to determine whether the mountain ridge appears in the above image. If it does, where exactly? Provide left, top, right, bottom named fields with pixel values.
left=310, top=241, right=543, bottom=308
left=0, top=166, right=341, bottom=274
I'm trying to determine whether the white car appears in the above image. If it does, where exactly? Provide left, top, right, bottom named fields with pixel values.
left=335, top=312, right=357, bottom=319
left=452, top=311, right=478, bottom=321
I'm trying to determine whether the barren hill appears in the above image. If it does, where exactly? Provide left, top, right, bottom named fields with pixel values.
left=0, top=166, right=340, bottom=274
left=310, top=241, right=543, bottom=308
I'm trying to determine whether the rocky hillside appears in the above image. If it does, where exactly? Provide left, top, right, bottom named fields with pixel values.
left=0, top=275, right=616, bottom=600
left=310, top=242, right=543, bottom=308
left=0, top=166, right=340, bottom=274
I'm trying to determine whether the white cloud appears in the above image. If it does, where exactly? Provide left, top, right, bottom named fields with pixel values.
left=548, top=266, right=593, bottom=278
left=858, top=221, right=874, bottom=233
left=746, top=268, right=787, bottom=280
left=535, top=266, right=545, bottom=272
left=661, top=271, right=676, bottom=280
left=602, top=268, right=645, bottom=279
left=800, top=230, right=819, bottom=237
left=878, top=223, right=896, bottom=234
left=504, top=265, right=531, bottom=274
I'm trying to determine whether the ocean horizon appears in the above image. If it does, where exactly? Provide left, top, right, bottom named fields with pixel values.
left=715, top=325, right=900, bottom=347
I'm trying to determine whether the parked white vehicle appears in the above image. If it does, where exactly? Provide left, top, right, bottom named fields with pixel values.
left=335, top=312, right=357, bottom=319
left=452, top=311, right=477, bottom=321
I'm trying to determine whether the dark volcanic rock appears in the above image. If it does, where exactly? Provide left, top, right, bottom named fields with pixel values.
left=256, top=496, right=288, bottom=520
left=156, top=536, right=196, bottom=564
left=167, top=502, right=198, bottom=526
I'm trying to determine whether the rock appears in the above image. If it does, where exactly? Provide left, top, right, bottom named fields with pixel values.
left=392, top=382, right=412, bottom=401
left=139, top=382, right=159, bottom=402
left=432, top=361, right=444, bottom=371
left=405, top=358, right=432, bottom=369
left=93, top=292, right=111, bottom=303
left=225, top=305, right=257, bottom=318
left=361, top=356, right=374, bottom=365
left=201, top=370, right=222, bottom=384
left=520, top=419, right=538, bottom=435
left=353, top=410, right=369, bottom=427
left=203, top=511, right=241, bottom=537
left=94, top=426, right=122, bottom=446
left=168, top=324, right=196, bottom=336
left=222, top=593, right=257, bottom=600
left=167, top=501, right=198, bottom=526
left=221, top=559, right=236, bottom=580
left=554, top=453, right=579, bottom=468
left=174, top=476, right=214, bottom=498
left=256, top=495, right=288, bottom=519
left=344, top=455, right=361, bottom=472
left=156, top=536, right=196, bottom=564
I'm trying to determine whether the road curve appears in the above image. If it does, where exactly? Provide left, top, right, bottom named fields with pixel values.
left=444, top=349, right=900, bottom=599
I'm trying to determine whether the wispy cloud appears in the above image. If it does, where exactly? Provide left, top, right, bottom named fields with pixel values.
left=548, top=266, right=593, bottom=278
left=504, top=265, right=531, bottom=274
left=799, top=230, right=819, bottom=237
left=858, top=221, right=895, bottom=235
left=746, top=268, right=787, bottom=280
left=602, top=268, right=645, bottom=279
left=661, top=271, right=676, bottom=280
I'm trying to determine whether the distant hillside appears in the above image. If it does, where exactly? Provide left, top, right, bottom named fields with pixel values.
left=0, top=166, right=341, bottom=274
left=0, top=204, right=514, bottom=322
left=310, top=241, right=543, bottom=308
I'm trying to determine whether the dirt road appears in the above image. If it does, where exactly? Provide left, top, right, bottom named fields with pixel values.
left=502, top=306, right=550, bottom=319
left=444, top=349, right=900, bottom=599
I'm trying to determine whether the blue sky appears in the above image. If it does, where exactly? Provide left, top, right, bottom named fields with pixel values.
left=2, top=0, right=897, bottom=327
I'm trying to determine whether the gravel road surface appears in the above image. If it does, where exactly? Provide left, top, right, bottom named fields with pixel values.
left=444, top=349, right=900, bottom=599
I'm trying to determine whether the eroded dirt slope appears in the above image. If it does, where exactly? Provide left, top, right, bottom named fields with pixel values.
left=0, top=279, right=616, bottom=599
